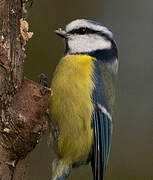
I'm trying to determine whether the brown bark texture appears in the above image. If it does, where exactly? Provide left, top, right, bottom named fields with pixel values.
left=0, top=0, right=51, bottom=179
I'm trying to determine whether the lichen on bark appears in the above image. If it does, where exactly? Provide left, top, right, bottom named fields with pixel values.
left=0, top=0, right=51, bottom=179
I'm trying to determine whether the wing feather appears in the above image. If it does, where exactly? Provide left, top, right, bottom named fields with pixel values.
left=91, top=105, right=112, bottom=180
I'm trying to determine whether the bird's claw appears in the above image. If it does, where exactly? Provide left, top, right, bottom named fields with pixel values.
left=54, top=126, right=59, bottom=140
left=39, top=73, right=49, bottom=87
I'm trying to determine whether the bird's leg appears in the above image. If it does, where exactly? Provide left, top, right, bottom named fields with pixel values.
left=46, top=109, right=59, bottom=139
left=39, top=73, right=59, bottom=139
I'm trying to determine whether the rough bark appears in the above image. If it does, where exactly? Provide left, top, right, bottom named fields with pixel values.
left=0, top=0, right=51, bottom=179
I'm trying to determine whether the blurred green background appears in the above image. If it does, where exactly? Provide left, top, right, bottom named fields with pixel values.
left=25, top=0, right=153, bottom=179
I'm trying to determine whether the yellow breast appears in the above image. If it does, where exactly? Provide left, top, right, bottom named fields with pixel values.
left=50, top=55, right=95, bottom=164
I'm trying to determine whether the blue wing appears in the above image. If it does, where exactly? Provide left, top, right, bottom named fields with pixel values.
left=91, top=60, right=113, bottom=180
left=91, top=105, right=112, bottom=180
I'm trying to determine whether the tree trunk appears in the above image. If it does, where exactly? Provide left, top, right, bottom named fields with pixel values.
left=0, top=0, right=51, bottom=179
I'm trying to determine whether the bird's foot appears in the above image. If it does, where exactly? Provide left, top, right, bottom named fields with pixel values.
left=39, top=73, right=49, bottom=87
left=39, top=73, right=59, bottom=138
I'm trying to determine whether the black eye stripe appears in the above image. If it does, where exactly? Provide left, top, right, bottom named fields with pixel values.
left=68, top=27, right=98, bottom=35
left=68, top=28, right=112, bottom=40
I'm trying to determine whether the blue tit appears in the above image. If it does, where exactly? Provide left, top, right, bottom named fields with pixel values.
left=50, top=19, right=118, bottom=180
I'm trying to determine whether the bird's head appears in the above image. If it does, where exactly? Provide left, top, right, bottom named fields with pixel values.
left=55, top=19, right=118, bottom=74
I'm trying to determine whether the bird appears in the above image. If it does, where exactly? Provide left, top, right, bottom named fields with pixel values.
left=50, top=19, right=118, bottom=180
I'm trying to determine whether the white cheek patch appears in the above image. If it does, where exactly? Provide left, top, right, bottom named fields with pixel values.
left=68, top=34, right=111, bottom=54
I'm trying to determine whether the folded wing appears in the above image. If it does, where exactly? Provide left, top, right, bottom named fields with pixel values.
left=91, top=104, right=112, bottom=180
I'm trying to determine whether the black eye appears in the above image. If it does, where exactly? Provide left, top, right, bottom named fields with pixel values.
left=78, top=28, right=87, bottom=34
left=69, top=27, right=88, bottom=35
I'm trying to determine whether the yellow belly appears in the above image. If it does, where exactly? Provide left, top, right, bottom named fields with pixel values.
left=50, top=55, right=95, bottom=164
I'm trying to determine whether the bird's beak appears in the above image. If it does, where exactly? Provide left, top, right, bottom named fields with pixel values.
left=55, top=28, right=67, bottom=38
